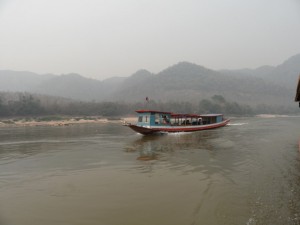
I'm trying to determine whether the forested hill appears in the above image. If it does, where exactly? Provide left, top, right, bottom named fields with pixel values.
left=109, top=62, right=292, bottom=107
left=111, top=54, right=299, bottom=107
left=0, top=53, right=299, bottom=109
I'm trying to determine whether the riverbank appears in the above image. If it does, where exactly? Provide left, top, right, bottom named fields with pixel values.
left=0, top=116, right=137, bottom=127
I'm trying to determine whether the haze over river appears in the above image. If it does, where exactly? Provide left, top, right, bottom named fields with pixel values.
left=0, top=116, right=299, bottom=225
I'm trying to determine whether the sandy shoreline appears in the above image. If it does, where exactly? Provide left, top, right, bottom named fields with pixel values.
left=0, top=117, right=137, bottom=127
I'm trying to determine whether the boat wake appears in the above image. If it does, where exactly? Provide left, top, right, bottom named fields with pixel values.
left=256, top=114, right=300, bottom=118
left=228, top=122, right=248, bottom=126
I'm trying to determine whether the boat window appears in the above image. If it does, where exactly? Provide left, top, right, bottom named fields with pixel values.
left=211, top=117, right=216, bottom=123
left=162, top=115, right=170, bottom=124
left=170, top=118, right=177, bottom=125
left=155, top=114, right=160, bottom=124
left=143, top=116, right=149, bottom=123
left=138, top=116, right=143, bottom=122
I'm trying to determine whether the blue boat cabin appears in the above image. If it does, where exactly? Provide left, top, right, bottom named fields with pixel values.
left=137, top=110, right=171, bottom=127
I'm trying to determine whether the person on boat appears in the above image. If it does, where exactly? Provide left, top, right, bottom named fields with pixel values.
left=198, top=118, right=202, bottom=125
left=162, top=115, right=170, bottom=124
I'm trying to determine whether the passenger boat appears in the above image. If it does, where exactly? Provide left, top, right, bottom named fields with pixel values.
left=125, top=110, right=230, bottom=135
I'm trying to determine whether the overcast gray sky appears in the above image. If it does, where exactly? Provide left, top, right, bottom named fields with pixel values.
left=0, top=0, right=300, bottom=80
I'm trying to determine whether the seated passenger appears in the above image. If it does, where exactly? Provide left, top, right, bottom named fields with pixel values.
left=198, top=119, right=202, bottom=125
left=162, top=116, right=170, bottom=124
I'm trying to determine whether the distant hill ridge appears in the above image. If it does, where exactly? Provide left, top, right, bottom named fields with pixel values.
left=0, top=53, right=299, bottom=107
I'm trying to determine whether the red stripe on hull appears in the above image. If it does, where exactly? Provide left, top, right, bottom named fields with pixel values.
left=128, top=119, right=230, bottom=135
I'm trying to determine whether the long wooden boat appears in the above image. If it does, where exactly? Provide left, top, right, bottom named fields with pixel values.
left=125, top=110, right=230, bottom=135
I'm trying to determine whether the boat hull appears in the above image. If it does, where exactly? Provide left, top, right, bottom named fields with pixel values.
left=127, top=119, right=230, bottom=135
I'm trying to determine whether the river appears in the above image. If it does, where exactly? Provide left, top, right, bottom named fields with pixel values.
left=0, top=116, right=299, bottom=225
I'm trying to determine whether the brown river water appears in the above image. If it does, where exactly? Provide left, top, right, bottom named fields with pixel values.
left=0, top=116, right=299, bottom=225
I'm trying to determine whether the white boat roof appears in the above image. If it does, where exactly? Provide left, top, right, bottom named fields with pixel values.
left=200, top=114, right=223, bottom=117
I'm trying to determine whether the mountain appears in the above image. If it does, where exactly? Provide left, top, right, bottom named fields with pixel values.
left=0, top=70, right=55, bottom=91
left=0, top=71, right=124, bottom=101
left=109, top=69, right=154, bottom=101
left=110, top=61, right=293, bottom=106
left=0, top=53, right=299, bottom=108
left=35, top=73, right=107, bottom=101
left=221, top=54, right=300, bottom=89
left=269, top=54, right=300, bottom=87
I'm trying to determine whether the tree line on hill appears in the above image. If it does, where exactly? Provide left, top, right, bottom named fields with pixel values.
left=0, top=92, right=297, bottom=118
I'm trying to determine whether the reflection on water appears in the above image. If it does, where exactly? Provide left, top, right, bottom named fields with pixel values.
left=0, top=117, right=300, bottom=225
left=125, top=131, right=221, bottom=160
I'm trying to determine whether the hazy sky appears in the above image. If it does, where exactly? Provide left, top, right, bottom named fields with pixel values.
left=0, top=0, right=300, bottom=80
